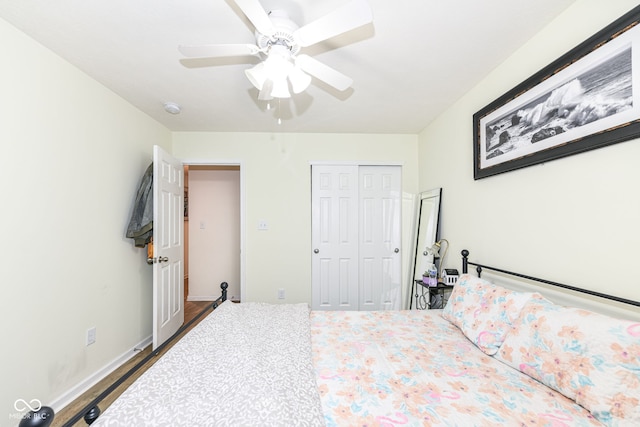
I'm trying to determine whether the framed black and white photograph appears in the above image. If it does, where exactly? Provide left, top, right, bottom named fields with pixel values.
left=473, top=6, right=640, bottom=180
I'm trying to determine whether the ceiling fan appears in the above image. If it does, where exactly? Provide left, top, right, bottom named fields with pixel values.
left=178, top=0, right=373, bottom=100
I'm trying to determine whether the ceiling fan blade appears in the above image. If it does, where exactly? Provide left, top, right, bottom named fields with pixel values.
left=294, top=0, right=373, bottom=47
left=178, top=43, right=261, bottom=58
left=296, top=54, right=353, bottom=91
left=233, top=0, right=276, bottom=37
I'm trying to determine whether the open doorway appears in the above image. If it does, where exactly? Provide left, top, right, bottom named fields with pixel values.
left=184, top=165, right=241, bottom=302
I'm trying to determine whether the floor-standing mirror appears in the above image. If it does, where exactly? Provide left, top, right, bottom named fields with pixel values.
left=407, top=188, right=442, bottom=309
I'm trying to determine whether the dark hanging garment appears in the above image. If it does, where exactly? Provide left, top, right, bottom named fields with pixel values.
left=126, top=163, right=153, bottom=247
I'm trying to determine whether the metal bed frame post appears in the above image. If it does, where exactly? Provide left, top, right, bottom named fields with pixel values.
left=461, top=249, right=483, bottom=277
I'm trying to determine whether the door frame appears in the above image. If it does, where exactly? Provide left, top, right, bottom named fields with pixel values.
left=181, top=158, right=246, bottom=303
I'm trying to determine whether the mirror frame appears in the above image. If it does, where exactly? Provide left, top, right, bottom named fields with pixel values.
left=407, top=188, right=442, bottom=309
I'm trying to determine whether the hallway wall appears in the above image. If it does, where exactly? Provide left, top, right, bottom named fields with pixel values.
left=188, top=167, right=241, bottom=301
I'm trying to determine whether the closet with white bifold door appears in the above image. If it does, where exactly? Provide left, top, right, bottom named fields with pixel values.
left=311, top=164, right=402, bottom=311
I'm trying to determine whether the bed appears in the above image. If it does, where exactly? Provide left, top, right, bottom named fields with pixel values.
left=40, top=250, right=640, bottom=427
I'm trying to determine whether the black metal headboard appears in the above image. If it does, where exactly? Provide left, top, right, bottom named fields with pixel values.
left=461, top=249, right=640, bottom=308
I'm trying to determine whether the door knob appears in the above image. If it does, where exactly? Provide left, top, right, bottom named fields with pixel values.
left=313, top=249, right=319, bottom=254
left=159, top=256, right=169, bottom=263
left=394, top=248, right=400, bottom=253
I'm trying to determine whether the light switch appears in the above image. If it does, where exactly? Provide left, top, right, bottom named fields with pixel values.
left=200, top=221, right=205, bottom=229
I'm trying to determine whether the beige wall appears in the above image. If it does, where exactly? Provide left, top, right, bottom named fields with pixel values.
left=173, top=132, right=420, bottom=304
left=418, top=0, right=640, bottom=305
left=1, top=17, right=171, bottom=419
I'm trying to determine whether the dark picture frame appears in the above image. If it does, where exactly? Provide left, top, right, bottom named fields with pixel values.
left=473, top=6, right=640, bottom=180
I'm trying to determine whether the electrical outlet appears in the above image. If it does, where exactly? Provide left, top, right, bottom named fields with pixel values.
left=86, top=327, right=96, bottom=346
left=258, top=220, right=268, bottom=230
left=277, top=288, right=285, bottom=299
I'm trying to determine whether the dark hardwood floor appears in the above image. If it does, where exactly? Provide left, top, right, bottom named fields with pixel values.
left=52, top=298, right=214, bottom=427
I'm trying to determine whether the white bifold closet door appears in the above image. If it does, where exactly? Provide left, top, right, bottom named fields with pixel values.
left=311, top=165, right=401, bottom=311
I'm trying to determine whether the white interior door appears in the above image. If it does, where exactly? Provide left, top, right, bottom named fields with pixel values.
left=152, top=145, right=184, bottom=350
left=311, top=165, right=359, bottom=310
left=311, top=165, right=401, bottom=311
left=359, top=166, right=402, bottom=310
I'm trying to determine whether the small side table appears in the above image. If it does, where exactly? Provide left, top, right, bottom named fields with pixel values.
left=413, top=280, right=454, bottom=310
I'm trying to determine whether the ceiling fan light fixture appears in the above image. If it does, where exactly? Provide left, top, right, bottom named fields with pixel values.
left=179, top=0, right=372, bottom=103
left=245, top=62, right=267, bottom=90
left=270, top=77, right=291, bottom=98
left=288, top=66, right=311, bottom=94
left=247, top=44, right=297, bottom=99
left=257, top=79, right=274, bottom=101
left=264, top=45, right=294, bottom=79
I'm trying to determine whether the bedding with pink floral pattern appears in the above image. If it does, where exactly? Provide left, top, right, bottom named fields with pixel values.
left=441, top=274, right=539, bottom=355
left=496, top=297, right=640, bottom=426
left=311, top=309, right=601, bottom=427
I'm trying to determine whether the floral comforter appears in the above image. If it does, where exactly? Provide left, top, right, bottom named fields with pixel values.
left=311, top=309, right=602, bottom=427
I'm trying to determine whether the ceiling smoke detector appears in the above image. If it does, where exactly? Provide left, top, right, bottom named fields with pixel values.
left=163, top=102, right=181, bottom=114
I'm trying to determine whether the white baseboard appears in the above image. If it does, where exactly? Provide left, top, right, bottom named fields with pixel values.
left=186, top=295, right=218, bottom=301
left=50, top=335, right=152, bottom=413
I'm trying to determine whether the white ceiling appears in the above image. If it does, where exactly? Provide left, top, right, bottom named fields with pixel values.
left=0, top=0, right=577, bottom=134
